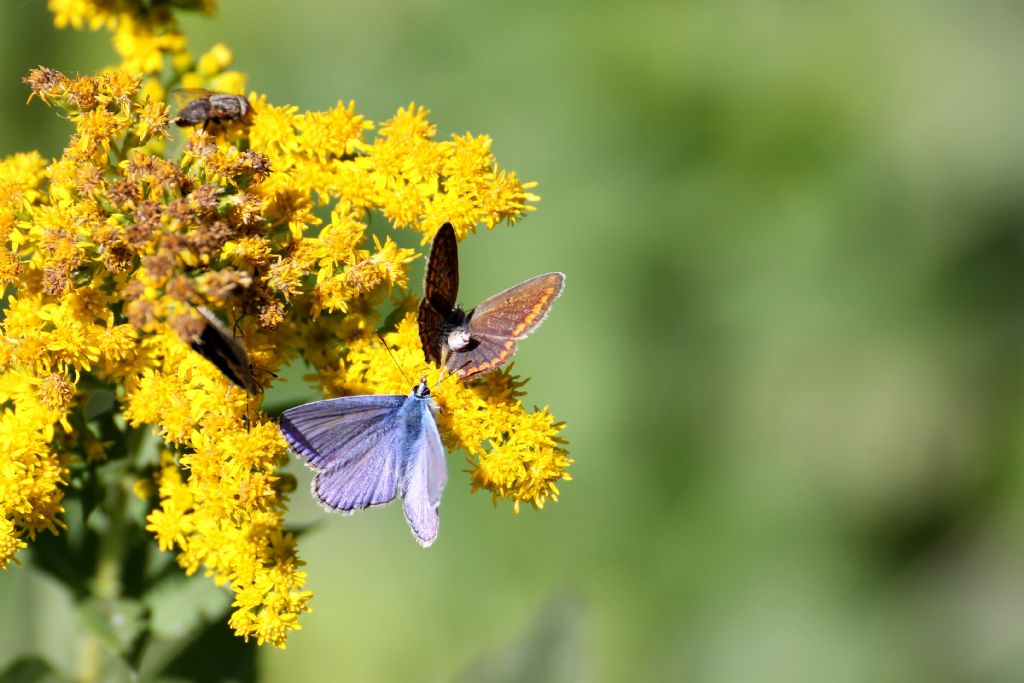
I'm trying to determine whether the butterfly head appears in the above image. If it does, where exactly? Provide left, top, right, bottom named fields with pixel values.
left=413, top=377, right=432, bottom=399
left=442, top=303, right=467, bottom=326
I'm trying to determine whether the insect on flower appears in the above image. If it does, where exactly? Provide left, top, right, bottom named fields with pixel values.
left=418, top=223, right=565, bottom=379
left=279, top=377, right=448, bottom=547
left=187, top=305, right=260, bottom=394
left=172, top=89, right=253, bottom=129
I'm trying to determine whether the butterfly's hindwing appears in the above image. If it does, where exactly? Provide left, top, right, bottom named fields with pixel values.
left=417, top=297, right=445, bottom=367
left=446, top=336, right=518, bottom=379
left=400, top=398, right=447, bottom=546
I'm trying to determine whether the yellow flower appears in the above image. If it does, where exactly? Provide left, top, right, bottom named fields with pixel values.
left=207, top=71, right=247, bottom=97
left=0, top=516, right=28, bottom=569
left=0, top=394, right=69, bottom=542
left=3, top=0, right=559, bottom=651
left=130, top=333, right=310, bottom=646
left=73, top=107, right=129, bottom=156
left=134, top=100, right=171, bottom=141
left=48, top=0, right=118, bottom=30
left=296, top=100, right=372, bottom=161
left=196, top=43, right=234, bottom=77
left=113, top=14, right=188, bottom=75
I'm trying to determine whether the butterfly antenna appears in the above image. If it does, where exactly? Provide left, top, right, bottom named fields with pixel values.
left=224, top=383, right=253, bottom=432
left=376, top=332, right=414, bottom=387
left=245, top=392, right=253, bottom=432
left=438, top=368, right=461, bottom=389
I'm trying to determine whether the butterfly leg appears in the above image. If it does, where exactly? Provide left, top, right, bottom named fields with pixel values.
left=231, top=311, right=247, bottom=337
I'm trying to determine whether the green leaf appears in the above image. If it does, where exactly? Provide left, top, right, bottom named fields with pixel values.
left=82, top=388, right=116, bottom=421
left=0, top=657, right=68, bottom=683
left=77, top=599, right=147, bottom=656
left=27, top=530, right=91, bottom=599
left=451, top=594, right=589, bottom=683
left=145, top=573, right=231, bottom=641
left=151, top=616, right=256, bottom=683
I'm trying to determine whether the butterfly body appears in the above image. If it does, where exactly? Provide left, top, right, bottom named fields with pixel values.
left=279, top=379, right=447, bottom=547
left=419, top=223, right=565, bottom=379
left=436, top=303, right=471, bottom=353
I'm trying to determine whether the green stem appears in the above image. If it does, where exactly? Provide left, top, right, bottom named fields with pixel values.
left=78, top=483, right=126, bottom=683
left=79, top=638, right=101, bottom=683
left=94, top=484, right=126, bottom=602
left=78, top=421, right=147, bottom=683
left=109, top=138, right=127, bottom=165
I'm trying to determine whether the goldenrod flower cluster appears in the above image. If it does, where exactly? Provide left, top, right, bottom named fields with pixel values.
left=0, top=0, right=570, bottom=649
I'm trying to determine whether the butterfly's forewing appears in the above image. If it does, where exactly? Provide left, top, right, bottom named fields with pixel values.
left=424, top=223, right=459, bottom=313
left=399, top=399, right=447, bottom=547
left=279, top=395, right=405, bottom=470
left=419, top=223, right=460, bottom=366
left=449, top=272, right=566, bottom=379
left=191, top=306, right=259, bottom=394
left=469, top=273, right=566, bottom=339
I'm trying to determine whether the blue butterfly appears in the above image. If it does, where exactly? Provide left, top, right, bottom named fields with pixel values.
left=279, top=378, right=448, bottom=547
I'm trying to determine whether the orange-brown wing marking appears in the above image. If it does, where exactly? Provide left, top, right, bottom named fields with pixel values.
left=468, top=273, right=565, bottom=340
left=449, top=338, right=518, bottom=379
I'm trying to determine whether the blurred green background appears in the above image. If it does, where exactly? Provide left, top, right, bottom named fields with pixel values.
left=3, top=1, right=1024, bottom=681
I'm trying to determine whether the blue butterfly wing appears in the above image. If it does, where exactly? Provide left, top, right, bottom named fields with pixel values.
left=280, top=387, right=449, bottom=545
left=280, top=394, right=406, bottom=469
left=280, top=394, right=408, bottom=510
left=401, top=398, right=448, bottom=547
left=312, top=432, right=403, bottom=511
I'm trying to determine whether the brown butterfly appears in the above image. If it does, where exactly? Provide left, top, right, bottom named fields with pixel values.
left=189, top=306, right=259, bottom=394
left=418, top=223, right=565, bottom=379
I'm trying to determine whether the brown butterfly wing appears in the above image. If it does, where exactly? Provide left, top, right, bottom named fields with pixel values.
left=418, top=296, right=444, bottom=367
left=467, top=272, right=565, bottom=339
left=191, top=306, right=259, bottom=394
left=418, top=223, right=460, bottom=366
left=448, top=272, right=565, bottom=379
left=445, top=336, right=519, bottom=379
left=423, top=223, right=459, bottom=313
